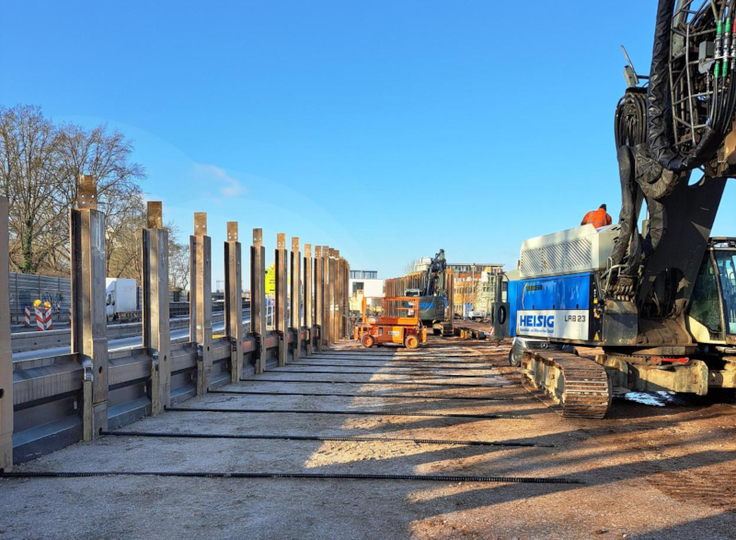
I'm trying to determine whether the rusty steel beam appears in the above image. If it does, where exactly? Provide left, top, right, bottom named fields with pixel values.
left=142, top=202, right=171, bottom=415
left=225, top=222, right=244, bottom=383
left=337, top=253, right=345, bottom=340
left=70, top=175, right=109, bottom=442
left=303, top=244, right=314, bottom=355
left=345, top=258, right=351, bottom=338
left=0, top=196, right=12, bottom=470
left=342, top=257, right=350, bottom=339
left=290, top=237, right=301, bottom=361
left=314, top=246, right=324, bottom=352
left=250, top=228, right=267, bottom=374
left=190, top=212, right=212, bottom=395
left=321, top=246, right=331, bottom=347
left=329, top=248, right=337, bottom=345
left=275, top=233, right=288, bottom=366
left=333, top=251, right=340, bottom=342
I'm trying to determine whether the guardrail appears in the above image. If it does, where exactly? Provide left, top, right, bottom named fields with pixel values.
left=10, top=311, right=240, bottom=353
left=0, top=176, right=351, bottom=470
left=12, top=327, right=306, bottom=462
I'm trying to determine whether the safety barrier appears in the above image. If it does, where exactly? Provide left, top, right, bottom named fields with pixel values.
left=0, top=175, right=351, bottom=470
left=34, top=306, right=52, bottom=331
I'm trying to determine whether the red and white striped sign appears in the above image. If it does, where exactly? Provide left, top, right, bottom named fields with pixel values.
left=34, top=306, right=53, bottom=331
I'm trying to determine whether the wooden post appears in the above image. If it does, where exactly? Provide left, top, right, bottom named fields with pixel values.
left=275, top=233, right=288, bottom=366
left=190, top=212, right=212, bottom=395
left=0, top=196, right=13, bottom=470
left=304, top=244, right=314, bottom=355
left=250, top=229, right=267, bottom=374
left=142, top=201, right=170, bottom=415
left=225, top=222, right=244, bottom=382
left=314, top=246, right=324, bottom=351
left=70, top=175, right=108, bottom=441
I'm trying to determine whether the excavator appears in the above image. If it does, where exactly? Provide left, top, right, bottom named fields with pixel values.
left=495, top=0, right=736, bottom=418
left=386, top=249, right=453, bottom=335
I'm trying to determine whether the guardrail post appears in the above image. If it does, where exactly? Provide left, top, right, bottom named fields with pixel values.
left=275, top=233, right=288, bottom=366
left=225, top=222, right=244, bottom=382
left=70, top=175, right=108, bottom=442
left=290, top=237, right=301, bottom=361
left=142, top=202, right=170, bottom=415
left=304, top=244, right=314, bottom=355
left=250, top=229, right=267, bottom=374
left=314, top=246, right=324, bottom=351
left=0, top=196, right=13, bottom=470
left=190, top=212, right=212, bottom=394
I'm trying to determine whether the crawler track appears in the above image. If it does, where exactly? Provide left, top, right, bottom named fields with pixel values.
left=522, top=351, right=611, bottom=419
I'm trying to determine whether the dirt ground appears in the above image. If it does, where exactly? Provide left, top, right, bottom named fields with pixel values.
left=1, top=338, right=735, bottom=540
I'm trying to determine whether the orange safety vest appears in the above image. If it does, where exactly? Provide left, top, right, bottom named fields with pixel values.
left=581, top=208, right=612, bottom=228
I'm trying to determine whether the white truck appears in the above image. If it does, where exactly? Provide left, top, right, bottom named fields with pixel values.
left=105, top=278, right=138, bottom=322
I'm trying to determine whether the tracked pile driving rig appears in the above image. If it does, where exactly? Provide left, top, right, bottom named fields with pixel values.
left=503, top=0, right=736, bottom=418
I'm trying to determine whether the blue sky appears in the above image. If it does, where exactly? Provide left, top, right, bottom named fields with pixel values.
left=1, top=0, right=734, bottom=287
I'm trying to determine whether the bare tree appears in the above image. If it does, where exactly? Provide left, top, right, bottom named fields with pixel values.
left=105, top=194, right=146, bottom=279
left=0, top=105, right=63, bottom=274
left=168, top=228, right=189, bottom=291
left=402, top=259, right=418, bottom=275
left=55, top=122, right=146, bottom=274
left=1, top=104, right=192, bottom=296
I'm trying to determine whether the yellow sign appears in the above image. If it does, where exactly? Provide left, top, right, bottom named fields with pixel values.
left=265, top=265, right=276, bottom=295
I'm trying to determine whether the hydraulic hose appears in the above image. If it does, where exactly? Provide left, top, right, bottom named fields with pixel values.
left=0, top=470, right=583, bottom=485
left=165, top=406, right=529, bottom=420
left=647, top=0, right=733, bottom=173
left=101, top=430, right=554, bottom=448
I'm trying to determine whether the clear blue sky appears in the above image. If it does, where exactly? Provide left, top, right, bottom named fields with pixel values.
left=1, top=0, right=734, bottom=287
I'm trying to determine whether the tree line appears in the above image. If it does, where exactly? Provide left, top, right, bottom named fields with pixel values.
left=0, top=104, right=189, bottom=290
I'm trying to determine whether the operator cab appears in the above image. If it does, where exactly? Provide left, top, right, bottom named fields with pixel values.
left=688, top=238, right=736, bottom=346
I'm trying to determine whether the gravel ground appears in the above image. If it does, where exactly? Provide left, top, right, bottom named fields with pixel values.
left=1, top=338, right=735, bottom=540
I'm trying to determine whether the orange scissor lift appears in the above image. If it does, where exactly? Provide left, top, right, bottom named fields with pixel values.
left=355, top=296, right=428, bottom=349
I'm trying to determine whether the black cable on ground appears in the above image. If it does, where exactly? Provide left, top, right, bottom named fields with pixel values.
left=311, top=353, right=492, bottom=356
left=0, top=470, right=581, bottom=485
left=266, top=369, right=496, bottom=379
left=101, top=430, right=553, bottom=448
left=303, top=358, right=496, bottom=366
left=240, top=378, right=513, bottom=389
left=165, top=406, right=528, bottom=420
left=289, top=363, right=497, bottom=371
left=209, top=389, right=516, bottom=401
left=310, top=355, right=494, bottom=361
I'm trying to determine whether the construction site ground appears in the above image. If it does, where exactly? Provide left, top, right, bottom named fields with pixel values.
left=1, top=336, right=735, bottom=540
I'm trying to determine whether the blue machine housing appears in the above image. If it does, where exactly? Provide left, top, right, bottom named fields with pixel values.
left=509, top=272, right=602, bottom=344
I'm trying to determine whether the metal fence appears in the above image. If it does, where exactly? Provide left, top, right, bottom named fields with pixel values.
left=9, top=272, right=71, bottom=324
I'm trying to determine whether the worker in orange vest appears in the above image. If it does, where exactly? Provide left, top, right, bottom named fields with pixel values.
left=581, top=204, right=612, bottom=228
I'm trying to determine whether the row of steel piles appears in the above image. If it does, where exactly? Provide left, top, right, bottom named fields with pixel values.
left=0, top=175, right=351, bottom=471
